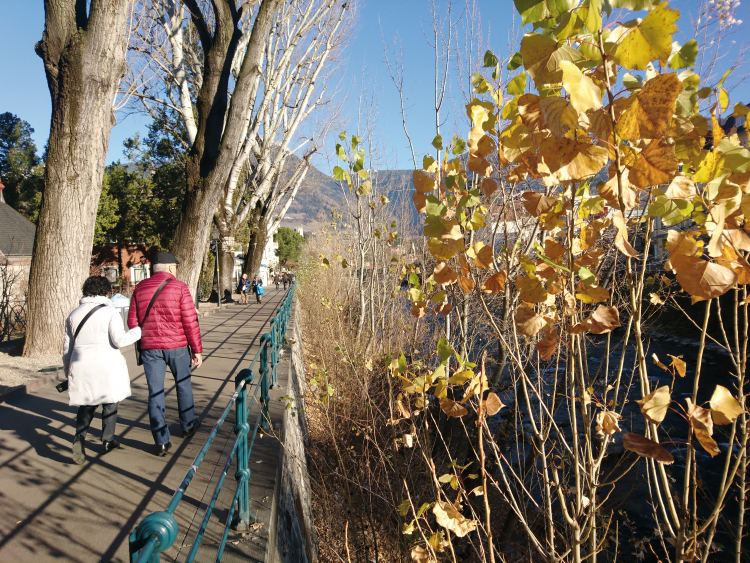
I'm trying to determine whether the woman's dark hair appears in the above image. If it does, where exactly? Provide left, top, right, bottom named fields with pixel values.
left=82, top=276, right=111, bottom=298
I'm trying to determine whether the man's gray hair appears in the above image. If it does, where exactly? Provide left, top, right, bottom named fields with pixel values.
left=153, top=263, right=174, bottom=273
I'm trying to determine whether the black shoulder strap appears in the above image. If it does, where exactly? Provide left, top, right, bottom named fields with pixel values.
left=140, top=279, right=172, bottom=327
left=73, top=304, right=108, bottom=343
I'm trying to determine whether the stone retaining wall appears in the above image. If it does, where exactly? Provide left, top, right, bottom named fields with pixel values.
left=273, top=299, right=317, bottom=563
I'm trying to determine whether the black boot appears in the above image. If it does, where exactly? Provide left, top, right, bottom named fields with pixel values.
left=101, top=440, right=121, bottom=455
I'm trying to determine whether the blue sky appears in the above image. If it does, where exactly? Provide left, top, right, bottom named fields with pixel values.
left=0, top=0, right=747, bottom=171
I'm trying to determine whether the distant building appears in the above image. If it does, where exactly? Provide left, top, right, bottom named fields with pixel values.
left=0, top=179, right=36, bottom=301
left=294, top=226, right=304, bottom=237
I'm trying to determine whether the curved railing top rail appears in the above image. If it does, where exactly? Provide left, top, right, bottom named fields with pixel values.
left=129, top=283, right=296, bottom=563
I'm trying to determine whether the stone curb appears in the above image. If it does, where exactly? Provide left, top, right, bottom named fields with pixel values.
left=0, top=367, right=66, bottom=405
left=0, top=302, right=240, bottom=405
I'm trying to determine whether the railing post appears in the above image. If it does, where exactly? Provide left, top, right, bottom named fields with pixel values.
left=259, top=338, right=271, bottom=431
left=232, top=368, right=254, bottom=531
left=128, top=511, right=178, bottom=563
left=269, top=318, right=279, bottom=388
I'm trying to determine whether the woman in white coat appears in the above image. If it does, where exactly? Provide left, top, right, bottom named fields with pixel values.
left=63, top=276, right=142, bottom=464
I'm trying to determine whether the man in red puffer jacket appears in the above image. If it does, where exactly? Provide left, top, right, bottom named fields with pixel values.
left=128, top=251, right=203, bottom=456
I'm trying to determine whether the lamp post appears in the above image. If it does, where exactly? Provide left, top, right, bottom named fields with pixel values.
left=211, top=227, right=220, bottom=307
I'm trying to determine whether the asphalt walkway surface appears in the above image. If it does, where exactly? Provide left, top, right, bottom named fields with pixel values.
left=0, top=289, right=292, bottom=562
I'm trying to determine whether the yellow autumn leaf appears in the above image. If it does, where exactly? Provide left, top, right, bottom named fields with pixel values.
left=432, top=501, right=477, bottom=538
left=709, top=385, right=744, bottom=425
left=627, top=139, right=679, bottom=188
left=636, top=385, right=671, bottom=424
left=560, top=60, right=602, bottom=114
left=669, top=255, right=737, bottom=301
left=517, top=274, right=548, bottom=303
left=540, top=137, right=609, bottom=182
left=599, top=169, right=639, bottom=210
left=616, top=73, right=683, bottom=141
left=613, top=3, right=680, bottom=70
left=595, top=410, right=622, bottom=436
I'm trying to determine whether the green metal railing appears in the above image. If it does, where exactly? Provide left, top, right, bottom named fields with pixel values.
left=129, top=284, right=296, bottom=563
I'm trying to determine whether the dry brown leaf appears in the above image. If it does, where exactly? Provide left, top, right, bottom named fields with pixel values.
left=439, top=398, right=468, bottom=418
left=623, top=433, right=675, bottom=464
left=481, top=271, right=507, bottom=294
left=432, top=501, right=477, bottom=538
left=521, top=191, right=557, bottom=217
left=583, top=305, right=621, bottom=334
left=517, top=274, right=548, bottom=303
left=481, top=178, right=497, bottom=197
left=410, top=546, right=434, bottom=563
left=457, top=274, right=475, bottom=293
left=613, top=210, right=639, bottom=258
left=627, top=139, right=679, bottom=188
left=599, top=170, right=639, bottom=210
left=636, top=385, right=671, bottom=424
left=686, top=399, right=720, bottom=457
left=670, top=255, right=737, bottom=301
left=665, top=175, right=697, bottom=199
left=616, top=73, right=683, bottom=141
left=667, top=354, right=686, bottom=377
left=540, top=136, right=609, bottom=182
left=435, top=302, right=453, bottom=316
left=484, top=392, right=506, bottom=416
left=539, top=97, right=580, bottom=139
left=544, top=238, right=567, bottom=259
left=433, top=262, right=458, bottom=286
left=468, top=154, right=494, bottom=177
left=468, top=126, right=495, bottom=157
left=411, top=304, right=427, bottom=318
left=595, top=410, right=623, bottom=436
left=413, top=170, right=436, bottom=193
left=467, top=242, right=494, bottom=269
left=710, top=385, right=744, bottom=425
left=459, top=254, right=471, bottom=276
left=413, top=192, right=427, bottom=214
left=535, top=326, right=558, bottom=360
left=515, top=304, right=546, bottom=337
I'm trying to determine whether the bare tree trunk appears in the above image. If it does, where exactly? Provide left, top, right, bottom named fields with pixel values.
left=218, top=233, right=236, bottom=302
left=244, top=208, right=271, bottom=278
left=24, top=0, right=133, bottom=357
left=170, top=0, right=281, bottom=296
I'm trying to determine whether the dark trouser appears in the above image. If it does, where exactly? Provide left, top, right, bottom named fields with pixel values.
left=142, top=347, right=196, bottom=445
left=75, top=403, right=118, bottom=442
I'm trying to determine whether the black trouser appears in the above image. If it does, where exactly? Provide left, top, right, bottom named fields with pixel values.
left=75, top=403, right=118, bottom=442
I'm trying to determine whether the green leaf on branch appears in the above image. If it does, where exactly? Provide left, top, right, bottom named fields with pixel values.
left=432, top=135, right=444, bottom=150
left=437, top=338, right=454, bottom=364
left=513, top=0, right=578, bottom=27
left=668, top=39, right=698, bottom=69
left=483, top=50, right=498, bottom=68
left=452, top=137, right=467, bottom=155
left=507, top=72, right=527, bottom=96
left=507, top=51, right=523, bottom=71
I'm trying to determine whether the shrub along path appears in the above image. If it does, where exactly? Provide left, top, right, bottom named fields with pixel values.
left=0, top=288, right=293, bottom=562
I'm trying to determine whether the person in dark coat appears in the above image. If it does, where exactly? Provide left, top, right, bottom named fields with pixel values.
left=128, top=252, right=203, bottom=456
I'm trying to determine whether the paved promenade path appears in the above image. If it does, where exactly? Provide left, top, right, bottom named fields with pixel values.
left=0, top=289, right=293, bottom=563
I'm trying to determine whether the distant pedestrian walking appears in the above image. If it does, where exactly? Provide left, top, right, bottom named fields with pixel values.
left=238, top=273, right=251, bottom=305
left=283, top=274, right=288, bottom=290
left=63, top=276, right=142, bottom=464
left=275, top=274, right=280, bottom=291
left=128, top=252, right=203, bottom=457
left=252, top=275, right=265, bottom=304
